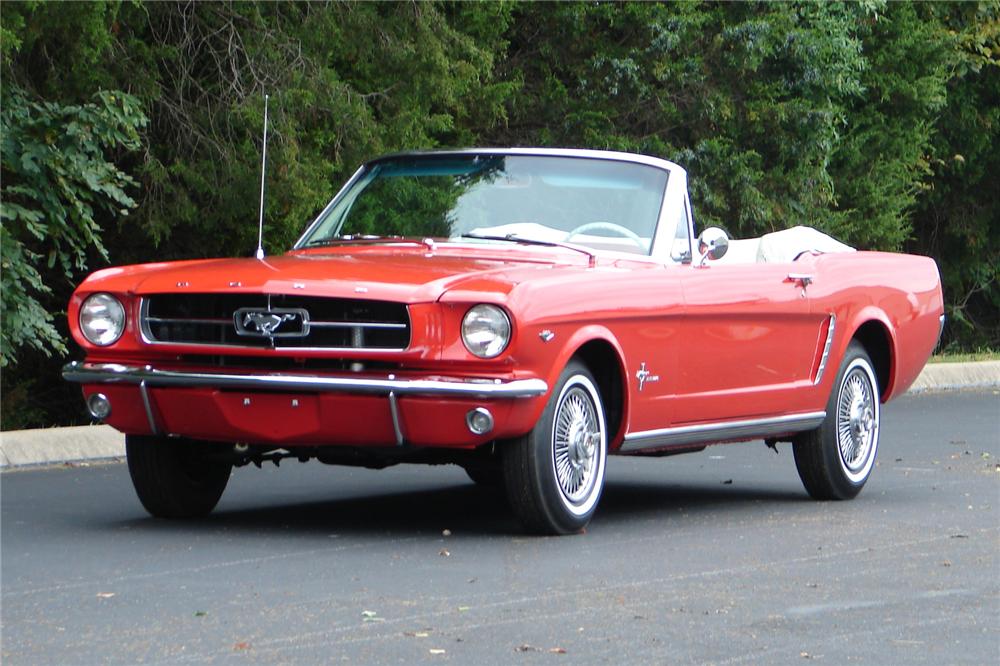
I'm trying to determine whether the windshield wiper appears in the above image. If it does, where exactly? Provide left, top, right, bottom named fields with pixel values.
left=460, top=233, right=596, bottom=267
left=303, top=235, right=443, bottom=253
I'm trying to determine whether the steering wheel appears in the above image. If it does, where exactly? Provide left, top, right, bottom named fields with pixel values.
left=565, top=222, right=647, bottom=251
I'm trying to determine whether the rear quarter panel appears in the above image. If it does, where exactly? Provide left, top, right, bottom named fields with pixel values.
left=807, top=251, right=943, bottom=401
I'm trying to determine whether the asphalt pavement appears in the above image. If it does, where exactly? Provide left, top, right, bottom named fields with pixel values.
left=2, top=390, right=998, bottom=665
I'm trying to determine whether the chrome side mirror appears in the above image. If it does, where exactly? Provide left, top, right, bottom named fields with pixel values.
left=695, top=227, right=729, bottom=267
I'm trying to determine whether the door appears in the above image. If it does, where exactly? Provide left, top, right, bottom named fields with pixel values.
left=671, top=261, right=825, bottom=423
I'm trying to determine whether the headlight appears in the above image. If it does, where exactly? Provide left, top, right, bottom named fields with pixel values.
left=79, top=293, right=126, bottom=346
left=461, top=304, right=511, bottom=358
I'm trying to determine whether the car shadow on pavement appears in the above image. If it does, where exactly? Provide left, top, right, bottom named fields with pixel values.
left=598, top=480, right=806, bottom=522
left=107, top=479, right=808, bottom=538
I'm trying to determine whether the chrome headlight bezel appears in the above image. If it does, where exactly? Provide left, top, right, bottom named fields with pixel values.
left=461, top=304, right=512, bottom=359
left=79, top=293, right=126, bottom=346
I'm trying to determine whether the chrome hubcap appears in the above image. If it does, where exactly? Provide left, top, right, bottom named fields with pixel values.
left=837, top=368, right=876, bottom=473
left=554, top=387, right=601, bottom=504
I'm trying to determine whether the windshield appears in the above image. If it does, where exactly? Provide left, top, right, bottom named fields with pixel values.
left=299, top=154, right=668, bottom=255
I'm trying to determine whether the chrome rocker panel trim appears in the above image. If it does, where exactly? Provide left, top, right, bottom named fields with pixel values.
left=63, top=362, right=548, bottom=399
left=620, top=411, right=827, bottom=453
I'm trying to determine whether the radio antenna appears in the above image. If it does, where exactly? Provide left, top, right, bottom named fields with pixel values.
left=255, top=93, right=269, bottom=260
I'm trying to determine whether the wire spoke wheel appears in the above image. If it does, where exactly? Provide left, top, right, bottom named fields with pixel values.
left=552, top=386, right=601, bottom=506
left=837, top=369, right=876, bottom=474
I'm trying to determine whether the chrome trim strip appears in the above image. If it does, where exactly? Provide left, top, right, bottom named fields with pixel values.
left=814, top=314, right=836, bottom=385
left=139, top=379, right=160, bottom=436
left=63, top=362, right=548, bottom=399
left=368, top=147, right=682, bottom=173
left=145, top=316, right=233, bottom=325
left=308, top=321, right=408, bottom=330
left=388, top=391, right=404, bottom=446
left=620, top=411, right=827, bottom=453
left=141, top=342, right=407, bottom=354
left=295, top=164, right=367, bottom=248
left=145, top=317, right=407, bottom=330
left=935, top=314, right=946, bottom=350
left=139, top=298, right=154, bottom=344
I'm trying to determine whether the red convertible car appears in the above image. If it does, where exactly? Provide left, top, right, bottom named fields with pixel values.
left=64, top=148, right=944, bottom=534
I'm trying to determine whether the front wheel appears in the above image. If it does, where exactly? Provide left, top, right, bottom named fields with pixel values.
left=793, top=342, right=881, bottom=500
left=502, top=361, right=608, bottom=534
left=126, top=435, right=233, bottom=518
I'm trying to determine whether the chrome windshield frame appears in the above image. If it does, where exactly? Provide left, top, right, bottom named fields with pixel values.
left=292, top=148, right=690, bottom=262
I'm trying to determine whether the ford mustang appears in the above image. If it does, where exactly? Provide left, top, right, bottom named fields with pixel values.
left=63, top=148, right=944, bottom=534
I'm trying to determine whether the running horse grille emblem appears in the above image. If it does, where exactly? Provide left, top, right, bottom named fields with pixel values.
left=234, top=307, right=310, bottom=338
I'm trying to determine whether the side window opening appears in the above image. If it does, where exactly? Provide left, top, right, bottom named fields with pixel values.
left=670, top=195, right=692, bottom=263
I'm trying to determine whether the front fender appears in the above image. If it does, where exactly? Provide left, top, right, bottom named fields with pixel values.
left=514, top=323, right=630, bottom=446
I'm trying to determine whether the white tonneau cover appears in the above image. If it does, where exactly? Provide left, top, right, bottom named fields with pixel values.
left=716, top=226, right=855, bottom=264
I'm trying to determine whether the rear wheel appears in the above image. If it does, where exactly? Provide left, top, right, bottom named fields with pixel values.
left=126, top=435, right=233, bottom=518
left=502, top=361, right=607, bottom=534
left=793, top=342, right=881, bottom=500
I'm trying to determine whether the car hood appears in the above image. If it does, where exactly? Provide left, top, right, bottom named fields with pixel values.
left=78, top=245, right=594, bottom=304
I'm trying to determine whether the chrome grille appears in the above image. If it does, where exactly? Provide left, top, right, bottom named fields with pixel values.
left=141, top=294, right=410, bottom=350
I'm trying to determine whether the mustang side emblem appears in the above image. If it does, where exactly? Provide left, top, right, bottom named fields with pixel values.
left=635, top=362, right=660, bottom=391
left=234, top=307, right=310, bottom=338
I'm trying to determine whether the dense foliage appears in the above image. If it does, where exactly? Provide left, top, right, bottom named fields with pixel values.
left=1, top=1, right=997, bottom=428
left=1, top=90, right=145, bottom=366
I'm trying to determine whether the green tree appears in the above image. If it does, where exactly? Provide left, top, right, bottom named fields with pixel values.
left=91, top=1, right=515, bottom=260
left=909, top=2, right=999, bottom=349
left=489, top=2, right=871, bottom=240
left=1, top=90, right=146, bottom=366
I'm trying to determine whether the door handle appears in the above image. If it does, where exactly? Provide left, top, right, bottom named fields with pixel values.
left=786, top=273, right=814, bottom=287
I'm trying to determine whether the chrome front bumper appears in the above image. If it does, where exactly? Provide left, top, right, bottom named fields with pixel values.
left=62, top=362, right=549, bottom=398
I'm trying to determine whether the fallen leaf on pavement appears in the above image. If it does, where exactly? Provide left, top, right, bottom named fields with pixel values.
left=96, top=592, right=115, bottom=599
left=234, top=642, right=250, bottom=651
left=549, top=647, right=567, bottom=654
